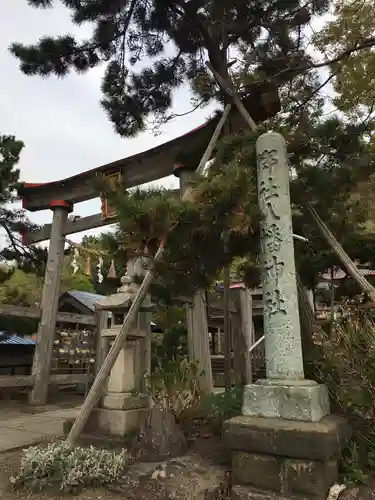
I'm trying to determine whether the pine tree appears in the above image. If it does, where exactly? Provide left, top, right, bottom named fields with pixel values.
left=11, top=0, right=331, bottom=136
left=0, top=135, right=41, bottom=280
left=106, top=112, right=375, bottom=296
left=12, top=1, right=375, bottom=326
left=313, top=0, right=375, bottom=121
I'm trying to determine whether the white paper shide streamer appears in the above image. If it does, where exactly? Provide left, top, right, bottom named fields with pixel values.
left=97, top=257, right=104, bottom=283
left=71, top=248, right=80, bottom=275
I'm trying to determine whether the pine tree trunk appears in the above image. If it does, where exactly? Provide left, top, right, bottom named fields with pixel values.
left=306, top=201, right=375, bottom=302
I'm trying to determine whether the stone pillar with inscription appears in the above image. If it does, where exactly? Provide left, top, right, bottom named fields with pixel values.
left=242, top=131, right=328, bottom=419
left=224, top=133, right=350, bottom=500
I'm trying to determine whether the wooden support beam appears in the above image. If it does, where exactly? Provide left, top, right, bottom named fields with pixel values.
left=25, top=213, right=114, bottom=245
left=19, top=139, right=203, bottom=211
left=30, top=205, right=70, bottom=406
left=0, top=303, right=95, bottom=325
left=175, top=165, right=213, bottom=395
left=0, top=373, right=93, bottom=388
left=50, top=373, right=94, bottom=386
left=238, top=287, right=254, bottom=384
left=0, top=304, right=41, bottom=319
left=18, top=103, right=246, bottom=212
left=0, top=375, right=34, bottom=388
left=56, top=312, right=95, bottom=326
left=24, top=189, right=181, bottom=244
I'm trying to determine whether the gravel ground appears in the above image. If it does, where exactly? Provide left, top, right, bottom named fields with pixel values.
left=0, top=394, right=82, bottom=422
left=0, top=433, right=228, bottom=500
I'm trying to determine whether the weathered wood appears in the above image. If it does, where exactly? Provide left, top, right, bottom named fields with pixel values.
left=186, top=303, right=195, bottom=362
left=0, top=373, right=93, bottom=388
left=67, top=244, right=165, bottom=445
left=50, top=373, right=93, bottom=386
left=0, top=304, right=41, bottom=319
left=0, top=303, right=95, bottom=325
left=25, top=213, right=113, bottom=245
left=0, top=375, right=34, bottom=388
left=136, top=305, right=152, bottom=394
left=56, top=312, right=95, bottom=326
left=30, top=206, right=69, bottom=406
left=238, top=287, right=254, bottom=384
left=94, top=310, right=108, bottom=377
left=66, top=107, right=232, bottom=446
left=177, top=167, right=213, bottom=395
left=191, top=290, right=213, bottom=394
left=25, top=190, right=181, bottom=244
left=18, top=104, right=238, bottom=212
left=101, top=326, right=146, bottom=338
left=232, top=314, right=243, bottom=384
left=306, top=200, right=375, bottom=302
left=223, top=256, right=231, bottom=391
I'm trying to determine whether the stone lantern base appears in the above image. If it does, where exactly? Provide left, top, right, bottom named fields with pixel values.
left=224, top=415, right=351, bottom=500
left=85, top=394, right=149, bottom=437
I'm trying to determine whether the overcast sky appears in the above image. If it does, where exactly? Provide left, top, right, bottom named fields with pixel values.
left=0, top=0, right=218, bottom=246
left=0, top=2, right=332, bottom=253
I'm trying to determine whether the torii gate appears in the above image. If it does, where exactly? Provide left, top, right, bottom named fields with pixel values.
left=17, top=104, right=255, bottom=405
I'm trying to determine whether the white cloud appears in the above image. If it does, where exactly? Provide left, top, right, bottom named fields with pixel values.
left=0, top=0, right=217, bottom=246
left=0, top=3, right=335, bottom=250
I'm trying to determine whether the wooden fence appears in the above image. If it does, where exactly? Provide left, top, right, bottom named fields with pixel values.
left=0, top=304, right=95, bottom=325
left=0, top=303, right=96, bottom=391
left=0, top=373, right=93, bottom=388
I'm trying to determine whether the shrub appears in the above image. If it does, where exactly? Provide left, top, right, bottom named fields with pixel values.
left=315, top=309, right=375, bottom=423
left=151, top=322, right=188, bottom=372
left=147, top=356, right=202, bottom=421
left=10, top=441, right=131, bottom=492
left=314, top=309, right=375, bottom=483
left=200, top=386, right=243, bottom=435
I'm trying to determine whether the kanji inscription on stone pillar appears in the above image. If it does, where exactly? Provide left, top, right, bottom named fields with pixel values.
left=257, top=132, right=304, bottom=380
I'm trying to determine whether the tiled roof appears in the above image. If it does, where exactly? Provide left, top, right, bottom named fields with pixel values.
left=0, top=332, right=35, bottom=345
left=66, top=291, right=157, bottom=327
left=67, top=290, right=105, bottom=312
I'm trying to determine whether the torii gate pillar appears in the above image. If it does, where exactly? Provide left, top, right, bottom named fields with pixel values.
left=173, top=164, right=213, bottom=395
left=29, top=200, right=72, bottom=405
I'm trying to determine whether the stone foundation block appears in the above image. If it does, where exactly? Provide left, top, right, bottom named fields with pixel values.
left=231, top=452, right=339, bottom=500
left=225, top=415, right=351, bottom=500
left=85, top=407, right=148, bottom=437
left=231, top=485, right=290, bottom=500
left=224, top=415, right=350, bottom=461
left=284, top=458, right=338, bottom=499
left=232, top=452, right=282, bottom=492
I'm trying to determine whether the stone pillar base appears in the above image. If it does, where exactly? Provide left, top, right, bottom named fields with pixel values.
left=224, top=415, right=350, bottom=500
left=84, top=393, right=149, bottom=437
left=242, top=379, right=330, bottom=422
left=101, top=392, right=148, bottom=410
left=86, top=407, right=148, bottom=437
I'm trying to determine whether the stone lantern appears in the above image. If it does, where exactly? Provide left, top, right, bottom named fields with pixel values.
left=87, top=255, right=153, bottom=437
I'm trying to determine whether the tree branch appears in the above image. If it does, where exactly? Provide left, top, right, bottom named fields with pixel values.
left=296, top=71, right=338, bottom=110
left=313, top=37, right=375, bottom=69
